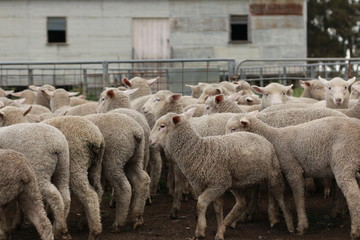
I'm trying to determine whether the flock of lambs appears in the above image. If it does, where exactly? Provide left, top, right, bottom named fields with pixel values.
left=0, top=75, right=360, bottom=240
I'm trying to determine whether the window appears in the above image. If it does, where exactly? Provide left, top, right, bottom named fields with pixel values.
left=230, top=15, right=249, bottom=42
left=47, top=17, right=66, bottom=43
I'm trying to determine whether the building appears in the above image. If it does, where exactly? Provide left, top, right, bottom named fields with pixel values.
left=0, top=0, right=307, bottom=63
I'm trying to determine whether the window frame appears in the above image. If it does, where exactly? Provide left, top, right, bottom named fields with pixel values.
left=229, top=14, right=251, bottom=44
left=46, top=16, right=67, bottom=45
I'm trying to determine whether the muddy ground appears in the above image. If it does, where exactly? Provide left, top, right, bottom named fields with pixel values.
left=12, top=188, right=352, bottom=240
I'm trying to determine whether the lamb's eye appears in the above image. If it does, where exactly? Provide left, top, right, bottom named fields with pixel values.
left=231, top=128, right=236, bottom=133
left=154, top=98, right=160, bottom=102
left=329, top=87, right=332, bottom=90
left=265, top=93, right=269, bottom=97
left=160, top=124, right=166, bottom=129
left=345, top=86, right=348, bottom=90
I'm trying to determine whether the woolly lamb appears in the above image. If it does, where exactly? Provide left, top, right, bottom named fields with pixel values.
left=350, top=81, right=360, bottom=99
left=149, top=108, right=294, bottom=240
left=300, top=79, right=326, bottom=100
left=183, top=103, right=206, bottom=117
left=29, top=84, right=56, bottom=109
left=251, top=82, right=293, bottom=110
left=318, top=76, right=356, bottom=109
left=0, top=149, right=54, bottom=240
left=84, top=113, right=150, bottom=232
left=42, top=116, right=105, bottom=240
left=337, top=85, right=360, bottom=119
left=237, top=112, right=360, bottom=238
left=0, top=88, right=13, bottom=98
left=197, top=84, right=232, bottom=104
left=10, top=89, right=36, bottom=104
left=0, top=123, right=71, bottom=240
left=0, top=106, right=33, bottom=126
left=204, top=94, right=243, bottom=114
left=96, top=87, right=161, bottom=198
left=185, top=82, right=208, bottom=98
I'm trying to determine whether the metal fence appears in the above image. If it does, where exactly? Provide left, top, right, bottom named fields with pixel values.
left=0, top=58, right=359, bottom=100
left=0, top=59, right=236, bottom=99
left=236, top=58, right=360, bottom=87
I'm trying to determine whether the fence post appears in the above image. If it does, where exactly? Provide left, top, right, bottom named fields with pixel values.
left=82, top=69, right=88, bottom=97
left=228, top=60, right=236, bottom=81
left=28, top=69, right=33, bottom=86
left=102, top=62, right=109, bottom=88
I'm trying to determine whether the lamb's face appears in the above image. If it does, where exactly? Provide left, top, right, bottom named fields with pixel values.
left=252, top=83, right=293, bottom=109
left=142, top=90, right=173, bottom=114
left=226, top=117, right=240, bottom=134
left=319, top=77, right=356, bottom=106
left=96, top=90, right=111, bottom=113
left=350, top=84, right=360, bottom=99
left=197, top=85, right=222, bottom=104
left=204, top=96, right=217, bottom=114
left=308, top=80, right=326, bottom=100
left=149, top=113, right=177, bottom=147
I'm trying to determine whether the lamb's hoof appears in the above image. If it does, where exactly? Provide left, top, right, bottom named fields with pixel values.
left=351, top=228, right=360, bottom=239
left=55, top=231, right=72, bottom=240
left=88, top=232, right=100, bottom=240
left=187, top=236, right=205, bottom=240
left=146, top=196, right=153, bottom=205
left=110, top=224, right=121, bottom=233
left=133, top=216, right=144, bottom=229
left=170, top=209, right=178, bottom=219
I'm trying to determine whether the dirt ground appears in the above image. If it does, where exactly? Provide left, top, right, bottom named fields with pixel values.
left=11, top=188, right=352, bottom=240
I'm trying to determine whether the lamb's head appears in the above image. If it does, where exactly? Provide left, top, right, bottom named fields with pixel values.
left=300, top=79, right=326, bottom=100
left=149, top=107, right=196, bottom=147
left=225, top=111, right=258, bottom=134
left=197, top=84, right=227, bottom=104
left=350, top=81, right=360, bottom=99
left=142, top=90, right=181, bottom=116
left=42, top=88, right=78, bottom=112
left=204, top=92, right=242, bottom=114
left=318, top=76, right=356, bottom=107
left=251, top=82, right=293, bottom=109
left=96, top=88, right=137, bottom=113
left=185, top=82, right=208, bottom=98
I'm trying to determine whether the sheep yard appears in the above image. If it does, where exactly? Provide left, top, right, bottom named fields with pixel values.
left=12, top=190, right=350, bottom=240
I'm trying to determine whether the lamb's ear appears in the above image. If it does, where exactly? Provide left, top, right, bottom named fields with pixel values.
left=172, top=115, right=181, bottom=125
left=167, top=94, right=182, bottom=103
left=41, top=89, right=54, bottom=96
left=347, top=77, right=356, bottom=86
left=123, top=88, right=138, bottom=96
left=106, top=89, right=115, bottom=98
left=215, top=94, right=225, bottom=104
left=68, top=91, right=79, bottom=97
left=0, top=110, right=5, bottom=125
left=318, top=76, right=328, bottom=87
left=246, top=96, right=254, bottom=103
left=10, top=91, right=23, bottom=97
left=182, top=107, right=196, bottom=119
left=148, top=76, right=159, bottom=85
left=251, top=85, right=264, bottom=95
left=26, top=113, right=42, bottom=123
left=239, top=117, right=250, bottom=127
left=247, top=110, right=259, bottom=117
left=122, top=77, right=132, bottom=87
left=4, top=90, right=13, bottom=96
left=28, top=85, right=40, bottom=91
left=229, top=91, right=242, bottom=101
left=286, top=84, right=293, bottom=95
left=185, top=84, right=196, bottom=89
left=14, top=98, right=26, bottom=105
left=300, top=80, right=311, bottom=88
left=23, top=106, right=32, bottom=116
left=215, top=88, right=222, bottom=95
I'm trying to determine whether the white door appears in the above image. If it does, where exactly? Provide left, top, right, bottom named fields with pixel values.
left=132, top=18, right=171, bottom=59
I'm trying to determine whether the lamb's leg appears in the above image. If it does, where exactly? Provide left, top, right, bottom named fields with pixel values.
left=170, top=162, right=188, bottom=219
left=333, top=169, right=360, bottom=239
left=269, top=188, right=294, bottom=233
left=88, top=157, right=104, bottom=205
left=283, top=166, right=308, bottom=234
left=323, top=178, right=332, bottom=199
left=39, top=179, right=70, bottom=240
left=18, top=189, right=54, bottom=240
left=70, top=171, right=102, bottom=240
left=105, top=168, right=131, bottom=232
left=126, top=164, right=150, bottom=229
left=213, top=196, right=225, bottom=240
left=166, top=157, right=175, bottom=196
left=195, top=187, right=225, bottom=239
left=148, top=147, right=162, bottom=198
left=224, top=189, right=247, bottom=228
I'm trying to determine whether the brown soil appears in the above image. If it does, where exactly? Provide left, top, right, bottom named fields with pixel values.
left=11, top=190, right=351, bottom=240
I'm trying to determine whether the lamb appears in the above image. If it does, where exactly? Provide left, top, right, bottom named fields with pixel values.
left=84, top=113, right=150, bottom=232
left=149, top=108, right=294, bottom=240
left=0, top=88, right=13, bottom=98
left=317, top=76, right=356, bottom=109
left=236, top=112, right=360, bottom=238
left=251, top=82, right=293, bottom=110
left=185, top=82, right=208, bottom=98
left=350, top=81, right=360, bottom=99
left=0, top=106, right=33, bottom=126
left=10, top=89, right=37, bottom=104
left=122, top=76, right=159, bottom=127
left=29, top=84, right=56, bottom=109
left=197, top=84, right=232, bottom=104
left=0, top=123, right=71, bottom=240
left=204, top=94, right=243, bottom=114
left=299, top=79, right=326, bottom=100
left=0, top=149, right=54, bottom=240
left=42, top=116, right=105, bottom=240
left=96, top=87, right=161, bottom=199
left=183, top=103, right=206, bottom=117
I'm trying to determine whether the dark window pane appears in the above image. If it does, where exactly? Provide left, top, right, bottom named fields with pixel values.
left=231, top=24, right=248, bottom=41
left=48, top=30, right=66, bottom=43
left=47, top=17, right=66, bottom=43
